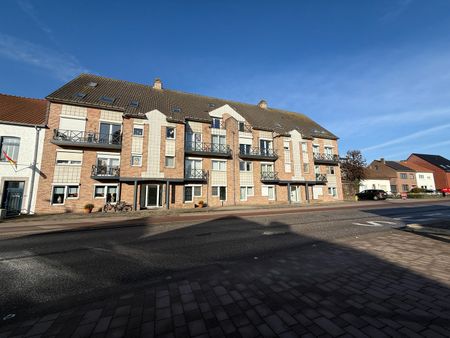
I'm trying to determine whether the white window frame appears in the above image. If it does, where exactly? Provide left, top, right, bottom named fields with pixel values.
left=93, top=184, right=119, bottom=203
left=262, top=185, right=275, bottom=200
left=212, top=186, right=227, bottom=201
left=131, top=154, right=142, bottom=167
left=166, top=126, right=176, bottom=140
left=51, top=185, right=80, bottom=205
left=212, top=160, right=227, bottom=171
left=240, top=186, right=254, bottom=201
left=133, top=125, right=144, bottom=137
left=239, top=160, right=252, bottom=172
left=184, top=184, right=202, bottom=203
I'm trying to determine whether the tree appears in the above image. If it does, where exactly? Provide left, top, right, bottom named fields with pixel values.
left=340, top=150, right=367, bottom=196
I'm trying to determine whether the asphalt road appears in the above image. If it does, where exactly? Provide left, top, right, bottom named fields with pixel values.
left=1, top=201, right=449, bottom=320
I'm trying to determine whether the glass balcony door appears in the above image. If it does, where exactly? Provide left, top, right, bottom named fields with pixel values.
left=260, top=139, right=273, bottom=156
left=99, top=122, right=121, bottom=144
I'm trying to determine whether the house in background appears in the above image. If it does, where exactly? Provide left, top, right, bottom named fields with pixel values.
left=368, top=159, right=417, bottom=194
left=359, top=168, right=391, bottom=194
left=400, top=161, right=436, bottom=191
left=0, top=94, right=47, bottom=216
left=404, top=154, right=450, bottom=192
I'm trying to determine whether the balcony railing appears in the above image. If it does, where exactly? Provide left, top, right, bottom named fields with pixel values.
left=239, top=147, right=278, bottom=161
left=185, top=141, right=232, bottom=157
left=238, top=122, right=253, bottom=133
left=91, top=165, right=120, bottom=179
left=210, top=120, right=226, bottom=129
left=313, top=153, right=339, bottom=165
left=315, top=174, right=328, bottom=183
left=52, top=129, right=122, bottom=149
left=261, top=171, right=279, bottom=182
left=185, top=169, right=208, bottom=181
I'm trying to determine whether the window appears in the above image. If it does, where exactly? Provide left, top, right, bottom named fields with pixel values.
left=212, top=134, right=226, bottom=146
left=130, top=100, right=139, bottom=108
left=238, top=121, right=251, bottom=132
left=133, top=126, right=144, bottom=136
left=419, top=174, right=424, bottom=179
left=262, top=185, right=275, bottom=200
left=212, top=186, right=226, bottom=200
left=131, top=155, right=142, bottom=166
left=313, top=145, right=319, bottom=155
left=328, top=187, right=337, bottom=197
left=261, top=163, right=274, bottom=174
left=402, top=184, right=409, bottom=192
left=327, top=166, right=335, bottom=175
left=239, top=144, right=251, bottom=154
left=391, top=185, right=397, bottom=193
left=324, top=146, right=333, bottom=155
left=184, top=185, right=202, bottom=202
left=284, top=141, right=291, bottom=173
left=303, top=163, right=310, bottom=173
left=239, top=161, right=252, bottom=172
left=212, top=160, right=226, bottom=171
left=166, top=127, right=175, bottom=139
left=51, top=185, right=79, bottom=204
left=94, top=185, right=118, bottom=202
left=240, top=186, right=254, bottom=201
left=165, top=156, right=175, bottom=168
left=409, top=174, right=414, bottom=179
left=259, top=139, right=273, bottom=155
left=99, top=122, right=121, bottom=144
left=56, top=151, right=83, bottom=165
left=211, top=118, right=221, bottom=129
left=0, top=137, right=20, bottom=162
left=99, top=96, right=115, bottom=104
left=400, top=173, right=407, bottom=179
left=74, top=92, right=86, bottom=99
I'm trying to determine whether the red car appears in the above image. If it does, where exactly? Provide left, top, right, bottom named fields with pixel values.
left=442, top=188, right=450, bottom=195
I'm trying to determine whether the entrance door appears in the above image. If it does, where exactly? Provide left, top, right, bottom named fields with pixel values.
left=290, top=186, right=300, bottom=202
left=2, top=181, right=25, bottom=216
left=146, top=184, right=162, bottom=208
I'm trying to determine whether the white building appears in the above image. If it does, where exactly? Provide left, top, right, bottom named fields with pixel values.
left=400, top=161, right=436, bottom=190
left=0, top=94, right=47, bottom=216
left=359, top=168, right=392, bottom=193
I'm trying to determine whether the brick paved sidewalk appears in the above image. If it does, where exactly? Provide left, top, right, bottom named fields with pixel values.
left=1, top=229, right=449, bottom=338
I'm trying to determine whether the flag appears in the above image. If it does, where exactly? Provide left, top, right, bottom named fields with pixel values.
left=2, top=150, right=17, bottom=168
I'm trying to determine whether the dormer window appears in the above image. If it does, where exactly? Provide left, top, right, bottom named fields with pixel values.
left=211, top=118, right=221, bottom=129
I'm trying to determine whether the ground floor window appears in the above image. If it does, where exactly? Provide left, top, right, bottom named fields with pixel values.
left=328, top=186, right=337, bottom=197
left=391, top=185, right=397, bottom=193
left=240, top=186, right=254, bottom=201
left=262, top=185, right=275, bottom=200
left=402, top=184, right=409, bottom=192
left=52, top=185, right=79, bottom=205
left=94, top=185, right=118, bottom=203
left=212, top=186, right=227, bottom=201
left=184, top=185, right=202, bottom=202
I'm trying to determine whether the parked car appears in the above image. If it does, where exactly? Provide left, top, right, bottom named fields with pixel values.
left=356, top=189, right=388, bottom=201
left=441, top=187, right=450, bottom=196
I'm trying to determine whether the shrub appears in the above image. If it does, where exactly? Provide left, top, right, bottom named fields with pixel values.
left=410, top=187, right=425, bottom=193
left=84, top=203, right=95, bottom=210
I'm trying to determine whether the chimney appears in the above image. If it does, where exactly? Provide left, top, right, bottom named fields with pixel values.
left=153, top=78, right=162, bottom=90
left=258, top=99, right=268, bottom=109
left=380, top=158, right=385, bottom=164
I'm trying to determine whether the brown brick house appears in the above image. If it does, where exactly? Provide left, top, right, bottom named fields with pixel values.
left=35, top=74, right=343, bottom=213
left=404, top=154, right=450, bottom=192
left=368, top=159, right=417, bottom=194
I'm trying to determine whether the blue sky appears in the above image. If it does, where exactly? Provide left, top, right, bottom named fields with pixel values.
left=1, top=0, right=450, bottom=162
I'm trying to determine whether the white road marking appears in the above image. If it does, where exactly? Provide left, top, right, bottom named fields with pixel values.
left=352, top=220, right=398, bottom=227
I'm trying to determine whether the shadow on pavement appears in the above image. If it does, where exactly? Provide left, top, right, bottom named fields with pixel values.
left=0, top=215, right=449, bottom=337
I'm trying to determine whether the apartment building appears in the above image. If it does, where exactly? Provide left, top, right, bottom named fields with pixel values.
left=369, top=159, right=417, bottom=194
left=35, top=74, right=343, bottom=213
left=399, top=161, right=436, bottom=191
left=0, top=94, right=47, bottom=216
left=404, top=154, right=450, bottom=192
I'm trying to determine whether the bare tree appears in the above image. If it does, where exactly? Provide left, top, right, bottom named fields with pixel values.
left=340, top=150, right=367, bottom=196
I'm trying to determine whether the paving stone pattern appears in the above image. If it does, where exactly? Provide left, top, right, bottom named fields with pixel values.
left=1, top=230, right=449, bottom=337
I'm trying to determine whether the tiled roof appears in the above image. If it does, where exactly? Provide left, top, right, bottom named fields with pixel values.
left=410, top=153, right=450, bottom=172
left=385, top=161, right=415, bottom=172
left=0, top=93, right=47, bottom=126
left=399, top=161, right=433, bottom=173
left=46, top=74, right=338, bottom=139
left=364, top=168, right=391, bottom=180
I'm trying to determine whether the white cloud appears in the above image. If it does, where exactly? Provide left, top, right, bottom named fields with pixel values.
left=17, top=0, right=52, bottom=34
left=0, top=33, right=88, bottom=81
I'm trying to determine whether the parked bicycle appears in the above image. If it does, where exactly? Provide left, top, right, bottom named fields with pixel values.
left=103, top=201, right=132, bottom=213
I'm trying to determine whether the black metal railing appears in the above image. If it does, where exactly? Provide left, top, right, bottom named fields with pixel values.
left=261, top=171, right=279, bottom=181
left=53, top=129, right=122, bottom=146
left=185, top=169, right=208, bottom=180
left=185, top=141, right=231, bottom=156
left=239, top=147, right=277, bottom=159
left=91, top=165, right=120, bottom=178
left=315, top=174, right=328, bottom=182
left=313, top=153, right=339, bottom=163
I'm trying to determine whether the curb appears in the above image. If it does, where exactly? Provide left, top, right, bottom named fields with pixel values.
left=405, top=223, right=450, bottom=235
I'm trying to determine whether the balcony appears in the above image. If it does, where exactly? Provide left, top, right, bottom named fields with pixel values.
left=185, top=141, right=232, bottom=158
left=239, top=147, right=278, bottom=161
left=315, top=174, right=328, bottom=184
left=313, top=153, right=339, bottom=165
left=51, top=129, right=122, bottom=150
left=261, top=171, right=279, bottom=182
left=185, top=169, right=208, bottom=182
left=91, top=165, right=120, bottom=180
